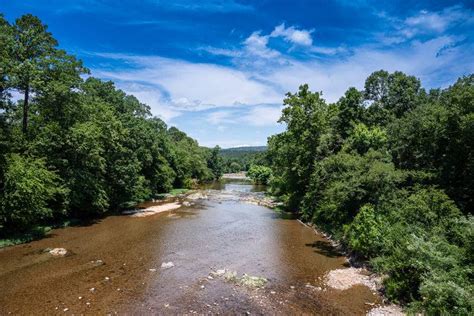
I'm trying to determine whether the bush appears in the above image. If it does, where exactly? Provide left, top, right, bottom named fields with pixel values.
left=0, top=154, right=67, bottom=231
left=247, top=165, right=272, bottom=184
left=344, top=204, right=384, bottom=258
left=370, top=188, right=473, bottom=313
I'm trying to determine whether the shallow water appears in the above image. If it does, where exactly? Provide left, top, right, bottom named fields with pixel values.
left=0, top=180, right=380, bottom=314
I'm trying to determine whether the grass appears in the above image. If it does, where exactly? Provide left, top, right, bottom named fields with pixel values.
left=169, top=188, right=189, bottom=196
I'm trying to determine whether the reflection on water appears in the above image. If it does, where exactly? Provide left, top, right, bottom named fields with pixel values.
left=0, top=179, right=380, bottom=315
left=200, top=178, right=267, bottom=193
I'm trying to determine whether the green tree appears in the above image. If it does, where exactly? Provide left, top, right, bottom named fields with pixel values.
left=11, top=14, right=58, bottom=133
left=247, top=165, right=272, bottom=185
left=268, top=84, right=331, bottom=210
left=207, top=145, right=224, bottom=179
left=0, top=154, right=67, bottom=230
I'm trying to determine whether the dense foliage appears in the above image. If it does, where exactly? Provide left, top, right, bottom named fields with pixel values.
left=0, top=14, right=220, bottom=233
left=247, top=165, right=272, bottom=185
left=268, top=71, right=473, bottom=313
left=219, top=146, right=269, bottom=172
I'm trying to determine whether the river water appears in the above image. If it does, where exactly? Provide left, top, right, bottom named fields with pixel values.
left=0, top=179, right=381, bottom=314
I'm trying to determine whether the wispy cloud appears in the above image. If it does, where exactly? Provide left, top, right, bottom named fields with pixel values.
left=154, top=0, right=254, bottom=13
left=378, top=5, right=474, bottom=44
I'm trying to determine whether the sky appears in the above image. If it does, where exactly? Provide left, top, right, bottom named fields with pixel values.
left=1, top=0, right=474, bottom=148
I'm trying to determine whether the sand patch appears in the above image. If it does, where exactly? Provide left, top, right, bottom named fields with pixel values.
left=127, top=202, right=182, bottom=217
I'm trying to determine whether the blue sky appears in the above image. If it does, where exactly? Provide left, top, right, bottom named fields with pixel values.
left=2, top=0, right=474, bottom=147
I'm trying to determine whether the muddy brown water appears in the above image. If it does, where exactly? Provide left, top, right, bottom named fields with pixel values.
left=0, top=179, right=381, bottom=315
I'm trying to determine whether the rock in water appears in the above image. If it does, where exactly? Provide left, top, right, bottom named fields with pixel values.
left=161, top=262, right=175, bottom=269
left=49, top=248, right=68, bottom=257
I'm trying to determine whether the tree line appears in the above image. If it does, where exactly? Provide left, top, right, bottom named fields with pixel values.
left=267, top=70, right=473, bottom=313
left=218, top=146, right=268, bottom=173
left=0, top=14, right=223, bottom=235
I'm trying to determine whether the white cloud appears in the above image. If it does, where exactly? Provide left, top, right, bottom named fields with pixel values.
left=242, top=106, right=283, bottom=126
left=92, top=53, right=283, bottom=116
left=93, top=29, right=473, bottom=124
left=243, top=31, right=281, bottom=59
left=270, top=23, right=313, bottom=46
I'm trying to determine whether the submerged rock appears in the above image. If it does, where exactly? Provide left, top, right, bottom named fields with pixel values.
left=48, top=248, right=68, bottom=257
left=90, top=259, right=105, bottom=267
left=210, top=269, right=267, bottom=288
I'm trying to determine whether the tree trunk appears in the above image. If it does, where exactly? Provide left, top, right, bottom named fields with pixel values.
left=22, top=85, right=29, bottom=133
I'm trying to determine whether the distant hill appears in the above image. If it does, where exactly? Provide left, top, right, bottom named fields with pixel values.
left=220, top=146, right=267, bottom=153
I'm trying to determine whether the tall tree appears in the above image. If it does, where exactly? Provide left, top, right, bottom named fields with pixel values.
left=10, top=14, right=61, bottom=133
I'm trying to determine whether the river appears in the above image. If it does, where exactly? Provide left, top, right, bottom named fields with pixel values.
left=0, top=179, right=382, bottom=314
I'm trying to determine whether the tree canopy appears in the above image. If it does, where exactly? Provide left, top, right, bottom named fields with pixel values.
left=0, top=14, right=218, bottom=232
left=267, top=71, right=473, bottom=314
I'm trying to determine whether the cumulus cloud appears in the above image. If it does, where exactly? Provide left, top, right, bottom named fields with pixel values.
left=270, top=23, right=314, bottom=46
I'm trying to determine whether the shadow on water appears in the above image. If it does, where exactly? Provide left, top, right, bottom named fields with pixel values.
left=305, top=240, right=344, bottom=258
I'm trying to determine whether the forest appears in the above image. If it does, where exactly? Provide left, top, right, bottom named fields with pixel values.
left=219, top=146, right=268, bottom=172
left=266, top=71, right=473, bottom=313
left=0, top=14, right=223, bottom=237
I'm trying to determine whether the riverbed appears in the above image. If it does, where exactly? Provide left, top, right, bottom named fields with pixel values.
left=0, top=179, right=383, bottom=314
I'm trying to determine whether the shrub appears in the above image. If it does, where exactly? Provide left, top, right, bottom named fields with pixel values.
left=247, top=165, right=272, bottom=184
left=344, top=204, right=384, bottom=258
left=0, top=154, right=67, bottom=231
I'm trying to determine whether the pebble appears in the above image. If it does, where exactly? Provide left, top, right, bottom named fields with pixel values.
left=149, top=268, right=157, bottom=272
left=105, top=276, right=110, bottom=281
left=200, top=285, right=205, bottom=289
left=63, top=308, right=69, bottom=312
left=89, top=288, right=96, bottom=292
left=270, top=291, right=276, bottom=294
left=78, top=296, right=82, bottom=300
